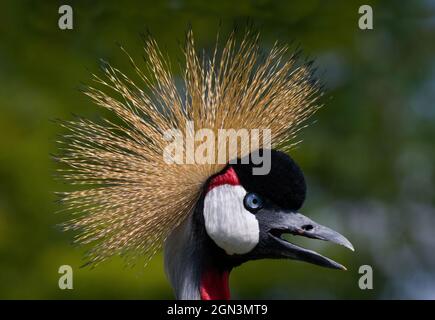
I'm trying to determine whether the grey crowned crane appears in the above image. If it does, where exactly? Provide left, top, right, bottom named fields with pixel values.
left=57, top=30, right=354, bottom=300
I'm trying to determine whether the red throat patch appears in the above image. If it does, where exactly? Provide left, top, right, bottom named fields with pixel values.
left=207, top=167, right=240, bottom=192
left=200, top=268, right=231, bottom=300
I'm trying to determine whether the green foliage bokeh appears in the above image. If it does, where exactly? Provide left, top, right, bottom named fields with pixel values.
left=0, top=0, right=434, bottom=299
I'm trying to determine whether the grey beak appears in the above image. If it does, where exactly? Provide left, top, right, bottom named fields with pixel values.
left=281, top=212, right=354, bottom=252
left=253, top=210, right=354, bottom=270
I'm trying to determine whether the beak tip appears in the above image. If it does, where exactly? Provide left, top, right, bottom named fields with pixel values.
left=332, top=262, right=347, bottom=271
left=345, top=243, right=355, bottom=252
left=338, top=237, right=354, bottom=252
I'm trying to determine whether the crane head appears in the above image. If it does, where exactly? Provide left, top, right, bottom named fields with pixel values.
left=58, top=31, right=354, bottom=300
left=191, top=149, right=354, bottom=299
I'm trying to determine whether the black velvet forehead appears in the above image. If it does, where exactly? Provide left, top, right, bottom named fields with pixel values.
left=231, top=149, right=306, bottom=211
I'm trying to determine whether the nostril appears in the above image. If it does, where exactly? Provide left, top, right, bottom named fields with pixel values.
left=301, top=224, right=313, bottom=231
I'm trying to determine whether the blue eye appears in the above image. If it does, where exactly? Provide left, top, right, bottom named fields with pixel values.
left=244, top=192, right=263, bottom=212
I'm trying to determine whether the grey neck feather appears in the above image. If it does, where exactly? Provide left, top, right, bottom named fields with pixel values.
left=164, top=215, right=202, bottom=300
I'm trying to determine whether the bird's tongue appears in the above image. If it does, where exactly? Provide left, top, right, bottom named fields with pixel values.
left=200, top=267, right=231, bottom=300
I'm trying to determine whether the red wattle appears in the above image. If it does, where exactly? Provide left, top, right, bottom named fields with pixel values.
left=200, top=269, right=231, bottom=300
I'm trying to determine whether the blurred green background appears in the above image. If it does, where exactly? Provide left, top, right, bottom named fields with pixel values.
left=1, top=0, right=435, bottom=299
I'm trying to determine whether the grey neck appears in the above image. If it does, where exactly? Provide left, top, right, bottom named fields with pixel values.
left=163, top=215, right=202, bottom=300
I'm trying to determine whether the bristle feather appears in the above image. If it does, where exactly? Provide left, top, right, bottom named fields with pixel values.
left=57, top=31, right=321, bottom=266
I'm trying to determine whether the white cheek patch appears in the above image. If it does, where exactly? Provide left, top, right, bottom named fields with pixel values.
left=203, top=185, right=260, bottom=255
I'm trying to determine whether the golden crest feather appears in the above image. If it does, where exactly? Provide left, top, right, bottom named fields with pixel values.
left=57, top=30, right=321, bottom=266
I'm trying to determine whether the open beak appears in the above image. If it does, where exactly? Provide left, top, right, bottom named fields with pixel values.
left=254, top=210, right=354, bottom=270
